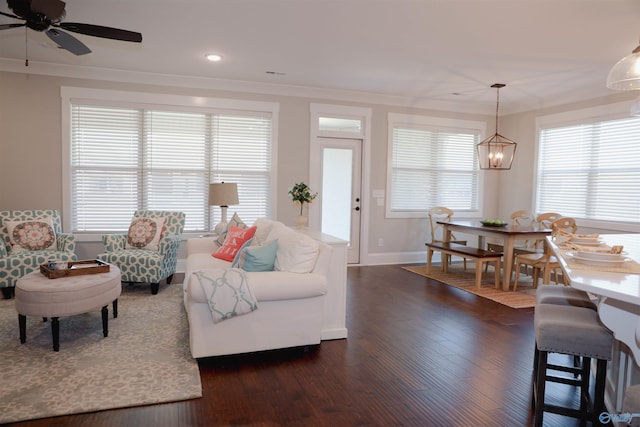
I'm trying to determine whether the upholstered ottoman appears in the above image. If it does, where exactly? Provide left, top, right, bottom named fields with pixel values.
left=15, top=265, right=122, bottom=351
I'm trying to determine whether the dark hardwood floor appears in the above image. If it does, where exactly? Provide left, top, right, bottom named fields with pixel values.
left=6, top=265, right=590, bottom=427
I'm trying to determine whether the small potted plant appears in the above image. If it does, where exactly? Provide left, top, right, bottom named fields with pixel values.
left=288, top=182, right=318, bottom=227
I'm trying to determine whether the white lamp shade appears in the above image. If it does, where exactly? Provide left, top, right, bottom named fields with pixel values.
left=607, top=46, right=640, bottom=90
left=208, top=183, right=239, bottom=206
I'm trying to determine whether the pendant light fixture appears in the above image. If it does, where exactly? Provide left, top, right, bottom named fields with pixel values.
left=606, top=40, right=640, bottom=90
left=476, top=83, right=517, bottom=170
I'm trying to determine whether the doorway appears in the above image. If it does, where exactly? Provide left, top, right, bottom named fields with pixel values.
left=319, top=138, right=362, bottom=264
left=309, top=103, right=371, bottom=265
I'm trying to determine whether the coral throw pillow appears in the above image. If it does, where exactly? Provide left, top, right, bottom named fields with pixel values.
left=5, top=217, right=57, bottom=254
left=125, top=217, right=166, bottom=251
left=213, top=225, right=257, bottom=262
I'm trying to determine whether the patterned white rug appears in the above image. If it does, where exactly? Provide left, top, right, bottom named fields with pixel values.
left=0, top=283, right=202, bottom=424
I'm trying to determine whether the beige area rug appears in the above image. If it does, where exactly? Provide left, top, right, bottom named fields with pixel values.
left=402, top=264, right=537, bottom=309
left=0, top=283, right=202, bottom=424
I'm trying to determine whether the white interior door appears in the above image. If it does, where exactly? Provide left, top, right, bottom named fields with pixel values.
left=319, top=138, right=361, bottom=264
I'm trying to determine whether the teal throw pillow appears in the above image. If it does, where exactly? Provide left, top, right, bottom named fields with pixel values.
left=233, top=239, right=278, bottom=272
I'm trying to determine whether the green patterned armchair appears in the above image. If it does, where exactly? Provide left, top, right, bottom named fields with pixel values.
left=96, top=210, right=185, bottom=295
left=0, top=210, right=77, bottom=299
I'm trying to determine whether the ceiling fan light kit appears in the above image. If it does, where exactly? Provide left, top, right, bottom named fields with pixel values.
left=0, top=0, right=142, bottom=61
left=476, top=83, right=517, bottom=171
left=607, top=43, right=640, bottom=91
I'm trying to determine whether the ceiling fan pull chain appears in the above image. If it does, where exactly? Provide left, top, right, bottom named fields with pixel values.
left=24, top=25, right=28, bottom=67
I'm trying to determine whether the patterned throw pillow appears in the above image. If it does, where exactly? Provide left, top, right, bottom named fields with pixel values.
left=5, top=217, right=57, bottom=254
left=212, top=225, right=257, bottom=262
left=195, top=268, right=258, bottom=324
left=215, top=212, right=246, bottom=246
left=125, top=216, right=166, bottom=251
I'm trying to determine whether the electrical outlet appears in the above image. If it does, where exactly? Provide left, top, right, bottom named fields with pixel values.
left=378, top=238, right=384, bottom=247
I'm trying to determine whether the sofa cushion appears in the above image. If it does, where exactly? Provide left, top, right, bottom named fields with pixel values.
left=5, top=217, right=57, bottom=254
left=213, top=225, right=257, bottom=262
left=215, top=212, right=246, bottom=246
left=232, top=239, right=278, bottom=272
left=187, top=268, right=327, bottom=304
left=125, top=216, right=165, bottom=251
left=266, top=223, right=319, bottom=274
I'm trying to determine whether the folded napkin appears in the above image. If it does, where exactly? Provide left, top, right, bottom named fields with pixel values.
left=562, top=242, right=624, bottom=254
left=556, top=230, right=600, bottom=239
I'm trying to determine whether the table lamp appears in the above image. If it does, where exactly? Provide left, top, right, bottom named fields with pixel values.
left=209, top=182, right=239, bottom=234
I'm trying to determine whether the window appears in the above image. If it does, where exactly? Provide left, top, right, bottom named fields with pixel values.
left=64, top=89, right=277, bottom=234
left=536, top=106, right=640, bottom=227
left=386, top=113, right=484, bottom=218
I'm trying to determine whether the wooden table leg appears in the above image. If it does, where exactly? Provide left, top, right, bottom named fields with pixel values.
left=502, top=237, right=516, bottom=291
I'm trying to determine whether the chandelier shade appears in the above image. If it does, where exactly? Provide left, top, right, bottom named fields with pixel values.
left=606, top=43, right=640, bottom=91
left=476, top=83, right=517, bottom=170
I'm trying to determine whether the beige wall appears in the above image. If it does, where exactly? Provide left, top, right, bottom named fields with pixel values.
left=1, top=70, right=632, bottom=264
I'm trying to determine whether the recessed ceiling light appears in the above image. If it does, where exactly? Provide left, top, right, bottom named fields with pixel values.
left=206, top=54, right=222, bottom=62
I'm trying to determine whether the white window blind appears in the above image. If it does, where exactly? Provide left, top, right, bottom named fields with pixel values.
left=537, top=116, right=640, bottom=223
left=70, top=104, right=272, bottom=233
left=389, top=118, right=480, bottom=214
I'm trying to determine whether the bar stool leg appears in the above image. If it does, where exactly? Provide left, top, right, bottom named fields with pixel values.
left=534, top=347, right=548, bottom=427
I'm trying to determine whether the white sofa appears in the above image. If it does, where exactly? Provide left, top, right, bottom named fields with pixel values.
left=183, top=218, right=341, bottom=358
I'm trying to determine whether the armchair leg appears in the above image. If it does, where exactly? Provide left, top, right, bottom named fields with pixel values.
left=151, top=283, right=160, bottom=295
left=166, top=274, right=174, bottom=285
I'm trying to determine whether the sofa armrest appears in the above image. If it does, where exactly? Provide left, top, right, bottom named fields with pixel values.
left=56, top=233, right=76, bottom=253
left=187, top=236, right=218, bottom=256
left=102, top=234, right=126, bottom=252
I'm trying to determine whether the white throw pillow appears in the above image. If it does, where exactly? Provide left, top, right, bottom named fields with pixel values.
left=266, top=223, right=319, bottom=274
left=125, top=216, right=166, bottom=251
left=5, top=217, right=57, bottom=254
left=252, top=218, right=274, bottom=245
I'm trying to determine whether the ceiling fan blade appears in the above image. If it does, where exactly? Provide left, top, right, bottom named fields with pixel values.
left=0, top=10, right=22, bottom=20
left=45, top=28, right=91, bottom=55
left=31, top=0, right=66, bottom=21
left=59, top=22, right=142, bottom=42
left=0, top=23, right=25, bottom=30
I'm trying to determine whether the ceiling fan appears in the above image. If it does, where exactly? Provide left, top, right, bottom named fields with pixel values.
left=0, top=0, right=142, bottom=57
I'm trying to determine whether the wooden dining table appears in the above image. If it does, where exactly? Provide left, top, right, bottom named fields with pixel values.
left=437, top=220, right=552, bottom=291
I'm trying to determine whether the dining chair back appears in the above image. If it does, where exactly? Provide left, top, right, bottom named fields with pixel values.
left=428, top=206, right=467, bottom=269
left=536, top=212, right=563, bottom=229
left=550, top=217, right=577, bottom=235
left=511, top=210, right=536, bottom=227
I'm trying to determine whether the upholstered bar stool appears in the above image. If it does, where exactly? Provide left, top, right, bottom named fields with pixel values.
left=533, top=303, right=613, bottom=427
left=536, top=284, right=596, bottom=310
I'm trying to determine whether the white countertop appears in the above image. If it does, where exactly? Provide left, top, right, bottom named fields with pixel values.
left=549, top=233, right=640, bottom=304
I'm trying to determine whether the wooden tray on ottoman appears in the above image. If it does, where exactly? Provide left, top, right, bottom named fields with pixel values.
left=40, top=260, right=110, bottom=279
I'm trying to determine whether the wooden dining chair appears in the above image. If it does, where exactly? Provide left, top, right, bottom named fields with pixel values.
left=513, top=217, right=576, bottom=290
left=428, top=206, right=467, bottom=269
left=485, top=210, right=537, bottom=274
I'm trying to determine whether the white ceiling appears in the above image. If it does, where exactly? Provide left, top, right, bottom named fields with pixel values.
left=1, top=0, right=639, bottom=115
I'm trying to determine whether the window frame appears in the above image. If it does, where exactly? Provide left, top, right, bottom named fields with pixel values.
left=61, top=87, right=279, bottom=241
left=386, top=113, right=486, bottom=219
left=534, top=101, right=640, bottom=232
